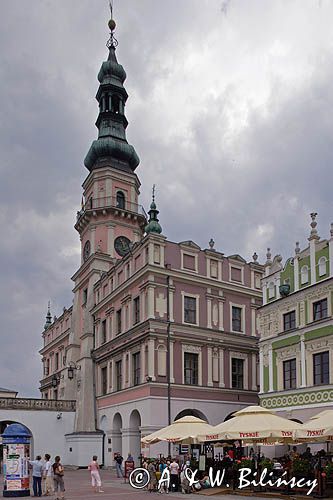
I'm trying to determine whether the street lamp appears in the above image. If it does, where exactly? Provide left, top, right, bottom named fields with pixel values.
left=51, top=374, right=60, bottom=388
left=67, top=361, right=81, bottom=380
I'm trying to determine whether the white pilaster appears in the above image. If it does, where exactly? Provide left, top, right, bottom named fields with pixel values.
left=170, top=340, right=175, bottom=383
left=148, top=338, right=155, bottom=381
left=275, top=277, right=281, bottom=299
left=207, top=347, right=213, bottom=386
left=218, top=301, right=224, bottom=331
left=169, top=280, right=174, bottom=322
left=259, top=348, right=264, bottom=393
left=128, top=350, right=132, bottom=387
left=207, top=299, right=212, bottom=328
left=90, top=227, right=96, bottom=253
left=329, top=227, right=333, bottom=277
left=294, top=257, right=299, bottom=291
left=252, top=353, right=257, bottom=390
left=219, top=348, right=225, bottom=388
left=268, top=346, right=274, bottom=392
left=262, top=284, right=267, bottom=305
left=140, top=343, right=146, bottom=384
left=122, top=352, right=127, bottom=389
left=147, top=286, right=155, bottom=319
left=251, top=307, right=256, bottom=336
left=300, top=335, right=306, bottom=388
left=310, top=239, right=316, bottom=284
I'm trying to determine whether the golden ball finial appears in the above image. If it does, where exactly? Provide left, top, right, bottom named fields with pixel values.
left=108, top=18, right=116, bottom=31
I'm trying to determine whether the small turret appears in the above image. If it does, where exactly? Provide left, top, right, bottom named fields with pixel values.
left=44, top=302, right=52, bottom=330
left=145, top=185, right=162, bottom=235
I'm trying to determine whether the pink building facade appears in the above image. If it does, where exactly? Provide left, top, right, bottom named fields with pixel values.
left=39, top=19, right=263, bottom=466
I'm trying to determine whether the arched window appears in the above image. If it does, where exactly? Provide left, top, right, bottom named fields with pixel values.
left=301, top=265, right=309, bottom=285
left=112, top=95, right=120, bottom=114
left=116, top=191, right=125, bottom=209
left=268, top=282, right=275, bottom=299
left=318, top=257, right=327, bottom=277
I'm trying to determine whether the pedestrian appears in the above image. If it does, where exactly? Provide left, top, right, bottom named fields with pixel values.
left=114, top=453, right=124, bottom=478
left=88, top=455, right=104, bottom=493
left=158, top=460, right=169, bottom=494
left=29, top=455, right=43, bottom=497
left=52, top=456, right=65, bottom=500
left=148, top=460, right=157, bottom=493
left=169, top=458, right=179, bottom=492
left=43, top=454, right=53, bottom=496
left=127, top=452, right=134, bottom=462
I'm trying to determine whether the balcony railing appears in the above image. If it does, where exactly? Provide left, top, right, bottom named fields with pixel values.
left=0, top=397, right=76, bottom=412
left=77, top=196, right=147, bottom=221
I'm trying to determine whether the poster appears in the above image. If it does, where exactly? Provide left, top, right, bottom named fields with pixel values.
left=124, top=460, right=135, bottom=479
left=6, top=480, right=22, bottom=491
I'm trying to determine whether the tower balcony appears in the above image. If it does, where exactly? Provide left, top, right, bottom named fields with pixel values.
left=75, top=195, right=147, bottom=230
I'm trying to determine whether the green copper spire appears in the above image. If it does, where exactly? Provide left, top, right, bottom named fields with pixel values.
left=84, top=16, right=139, bottom=172
left=145, top=185, right=162, bottom=235
left=44, top=302, right=52, bottom=330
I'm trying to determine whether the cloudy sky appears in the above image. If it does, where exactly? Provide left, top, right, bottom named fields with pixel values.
left=0, top=0, right=332, bottom=396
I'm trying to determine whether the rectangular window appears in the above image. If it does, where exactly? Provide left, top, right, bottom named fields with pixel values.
left=101, top=319, right=107, bottom=344
left=231, top=267, right=242, bottom=282
left=116, top=360, right=122, bottom=391
left=210, top=260, right=218, bottom=278
left=283, top=358, right=296, bottom=389
left=184, top=296, right=197, bottom=324
left=103, top=284, right=108, bottom=297
left=313, top=299, right=328, bottom=321
left=133, top=352, right=141, bottom=386
left=116, top=309, right=122, bottom=334
left=133, top=297, right=140, bottom=325
left=313, top=351, right=329, bottom=385
left=183, top=254, right=196, bottom=270
left=283, top=311, right=296, bottom=332
left=184, top=353, right=199, bottom=385
left=55, top=353, right=59, bottom=371
left=101, top=366, right=107, bottom=395
left=232, top=358, right=244, bottom=389
left=232, top=306, right=242, bottom=332
left=82, top=288, right=88, bottom=304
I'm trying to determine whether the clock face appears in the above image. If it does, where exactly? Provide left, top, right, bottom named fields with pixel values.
left=83, top=240, right=91, bottom=261
left=114, top=236, right=131, bottom=257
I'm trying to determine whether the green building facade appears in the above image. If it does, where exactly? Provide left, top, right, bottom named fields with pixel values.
left=258, top=214, right=333, bottom=422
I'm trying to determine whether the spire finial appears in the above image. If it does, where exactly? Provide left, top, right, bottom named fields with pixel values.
left=295, top=241, right=300, bottom=255
left=265, top=248, right=272, bottom=266
left=330, top=223, right=333, bottom=239
left=107, top=0, right=118, bottom=48
left=308, top=212, right=319, bottom=241
left=44, top=301, right=52, bottom=330
left=145, top=185, right=162, bottom=235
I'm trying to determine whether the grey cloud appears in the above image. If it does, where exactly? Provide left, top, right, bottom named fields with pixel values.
left=0, top=0, right=332, bottom=395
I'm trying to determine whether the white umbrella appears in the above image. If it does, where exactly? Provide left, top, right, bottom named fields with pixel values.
left=141, top=416, right=215, bottom=445
left=198, top=406, right=302, bottom=443
left=293, top=410, right=333, bottom=442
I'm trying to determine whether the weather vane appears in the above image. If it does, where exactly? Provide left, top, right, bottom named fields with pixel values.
left=152, top=184, right=156, bottom=203
left=107, top=0, right=118, bottom=48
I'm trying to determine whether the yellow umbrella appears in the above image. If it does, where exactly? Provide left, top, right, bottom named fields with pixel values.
left=141, top=416, right=215, bottom=445
left=293, top=410, right=333, bottom=442
left=197, top=405, right=302, bottom=443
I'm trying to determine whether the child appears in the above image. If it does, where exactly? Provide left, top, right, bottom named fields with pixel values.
left=88, top=455, right=104, bottom=493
